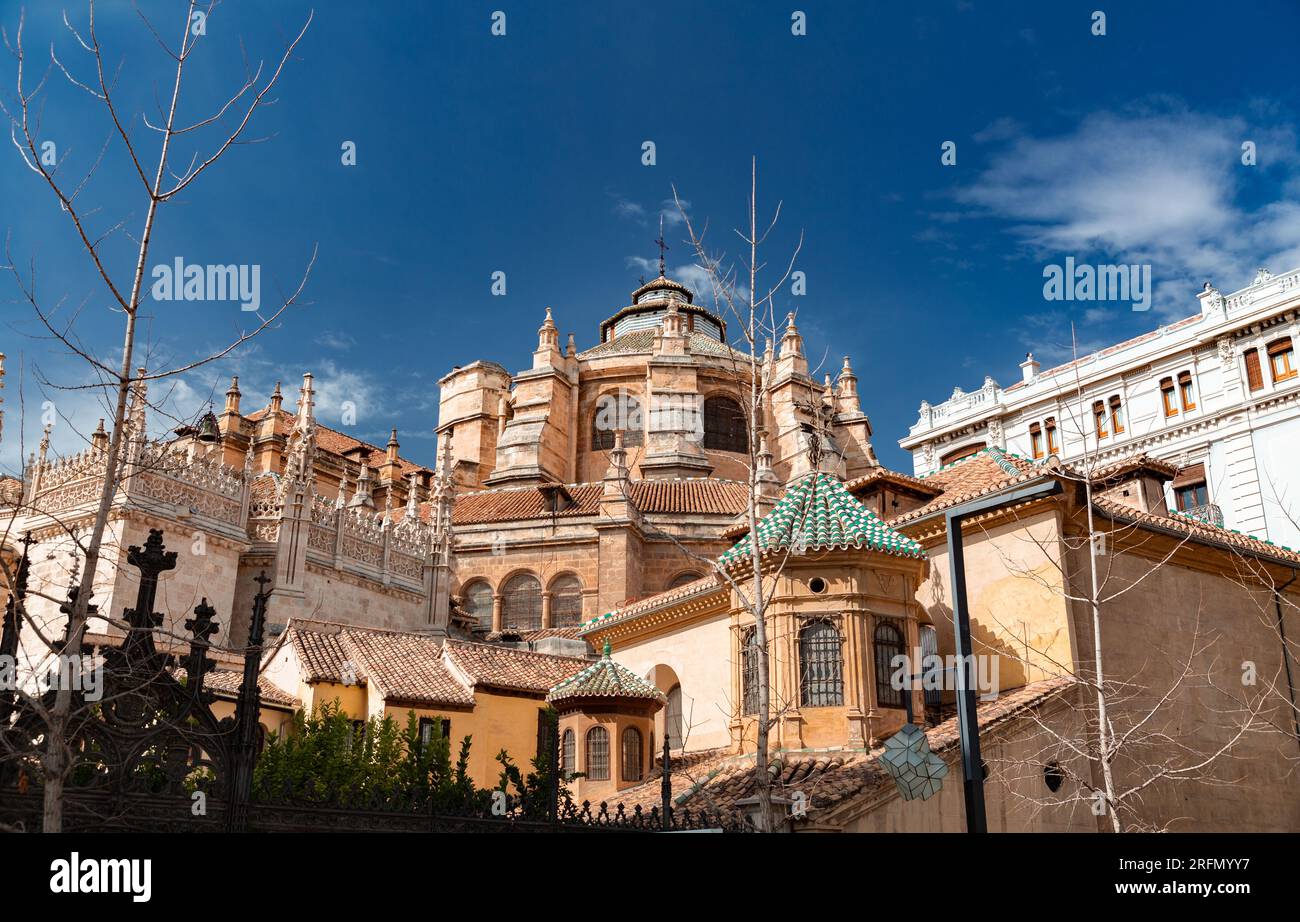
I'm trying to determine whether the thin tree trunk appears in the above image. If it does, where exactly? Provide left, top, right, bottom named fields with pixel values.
left=42, top=6, right=190, bottom=833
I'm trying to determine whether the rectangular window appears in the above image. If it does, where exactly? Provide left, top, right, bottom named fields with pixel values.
left=1172, top=463, right=1209, bottom=512
left=1161, top=377, right=1177, bottom=416
left=418, top=717, right=451, bottom=753
left=1268, top=337, right=1296, bottom=383
left=1093, top=401, right=1108, bottom=439
left=1175, top=483, right=1209, bottom=511
left=1109, top=396, right=1125, bottom=435
left=1029, top=422, right=1043, bottom=460
left=1178, top=371, right=1196, bottom=411
left=1244, top=348, right=1264, bottom=391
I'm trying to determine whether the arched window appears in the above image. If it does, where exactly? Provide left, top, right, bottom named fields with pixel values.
left=462, top=580, right=494, bottom=632
left=799, top=620, right=844, bottom=707
left=667, top=571, right=702, bottom=590
left=549, top=574, right=584, bottom=628
left=874, top=620, right=906, bottom=709
left=561, top=728, right=575, bottom=778
left=501, top=573, right=542, bottom=632
left=592, top=391, right=643, bottom=449
left=665, top=685, right=684, bottom=749
left=741, top=628, right=761, bottom=716
left=621, top=727, right=643, bottom=782
left=703, top=396, right=748, bottom=452
left=940, top=442, right=985, bottom=466
left=585, top=727, right=609, bottom=780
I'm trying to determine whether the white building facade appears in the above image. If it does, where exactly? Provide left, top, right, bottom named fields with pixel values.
left=901, top=266, right=1300, bottom=551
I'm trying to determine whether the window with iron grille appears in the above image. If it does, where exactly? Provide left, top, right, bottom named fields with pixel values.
left=621, top=727, right=643, bottom=781
left=798, top=619, right=844, bottom=707
left=919, top=624, right=941, bottom=709
left=549, top=574, right=584, bottom=627
left=561, top=728, right=576, bottom=777
left=703, top=396, right=748, bottom=452
left=592, top=392, right=643, bottom=449
left=741, top=628, right=761, bottom=716
left=462, top=580, right=494, bottom=631
left=874, top=620, right=906, bottom=709
left=585, top=727, right=610, bottom=780
left=501, top=573, right=542, bottom=632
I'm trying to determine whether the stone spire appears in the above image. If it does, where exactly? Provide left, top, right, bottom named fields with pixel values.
left=127, top=366, right=148, bottom=436
left=603, top=430, right=630, bottom=494
left=405, top=471, right=420, bottom=520
left=268, top=381, right=283, bottom=415
left=224, top=376, right=242, bottom=415
left=335, top=473, right=350, bottom=509
left=284, top=372, right=316, bottom=484
left=91, top=418, right=109, bottom=452
left=534, top=307, right=563, bottom=369
left=837, top=355, right=861, bottom=414
left=349, top=460, right=375, bottom=509
left=777, top=313, right=807, bottom=377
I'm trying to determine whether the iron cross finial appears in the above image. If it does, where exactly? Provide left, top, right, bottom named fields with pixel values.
left=655, top=213, right=669, bottom=277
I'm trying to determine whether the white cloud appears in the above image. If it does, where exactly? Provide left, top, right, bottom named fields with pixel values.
left=955, top=104, right=1300, bottom=316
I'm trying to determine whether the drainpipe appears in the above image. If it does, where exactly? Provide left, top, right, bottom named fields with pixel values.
left=1274, top=570, right=1299, bottom=753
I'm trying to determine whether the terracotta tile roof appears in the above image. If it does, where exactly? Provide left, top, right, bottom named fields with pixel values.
left=203, top=669, right=301, bottom=708
left=451, top=483, right=602, bottom=525
left=443, top=640, right=590, bottom=695
left=719, top=472, right=925, bottom=566
left=548, top=642, right=668, bottom=705
left=247, top=408, right=429, bottom=478
left=287, top=623, right=350, bottom=683
left=173, top=667, right=300, bottom=709
left=1088, top=452, right=1180, bottom=482
left=519, top=626, right=588, bottom=642
left=627, top=479, right=749, bottom=515
left=579, top=574, right=725, bottom=635
left=1094, top=497, right=1300, bottom=565
left=844, top=467, right=943, bottom=497
left=889, top=447, right=1043, bottom=525
left=449, top=479, right=749, bottom=525
left=616, top=678, right=1074, bottom=821
left=338, top=628, right=473, bottom=707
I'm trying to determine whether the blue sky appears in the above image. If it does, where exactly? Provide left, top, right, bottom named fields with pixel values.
left=3, top=0, right=1300, bottom=473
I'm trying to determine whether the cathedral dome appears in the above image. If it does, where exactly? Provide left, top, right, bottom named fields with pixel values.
left=597, top=273, right=725, bottom=344
left=630, top=274, right=694, bottom=305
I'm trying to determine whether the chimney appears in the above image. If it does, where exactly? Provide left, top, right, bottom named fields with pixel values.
left=1020, top=352, right=1040, bottom=383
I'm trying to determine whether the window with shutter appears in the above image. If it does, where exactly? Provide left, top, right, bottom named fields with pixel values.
left=1245, top=349, right=1264, bottom=391
left=1160, top=377, right=1177, bottom=416
left=1178, top=371, right=1196, bottom=410
left=1268, top=336, right=1295, bottom=382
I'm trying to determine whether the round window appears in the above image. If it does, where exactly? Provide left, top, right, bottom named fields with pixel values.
left=808, top=577, right=827, bottom=594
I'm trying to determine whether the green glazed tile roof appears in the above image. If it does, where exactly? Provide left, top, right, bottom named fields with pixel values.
left=547, top=641, right=668, bottom=704
left=718, top=471, right=926, bottom=566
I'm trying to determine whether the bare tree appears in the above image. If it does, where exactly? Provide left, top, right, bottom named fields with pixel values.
left=0, top=0, right=313, bottom=831
left=963, top=328, right=1283, bottom=831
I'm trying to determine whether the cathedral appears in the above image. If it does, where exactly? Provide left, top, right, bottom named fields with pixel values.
left=436, top=271, right=879, bottom=633
left=4, top=269, right=1300, bottom=831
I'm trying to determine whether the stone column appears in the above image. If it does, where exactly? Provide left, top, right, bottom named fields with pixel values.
left=541, top=591, right=553, bottom=629
left=492, top=593, right=503, bottom=633
left=862, top=611, right=879, bottom=746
